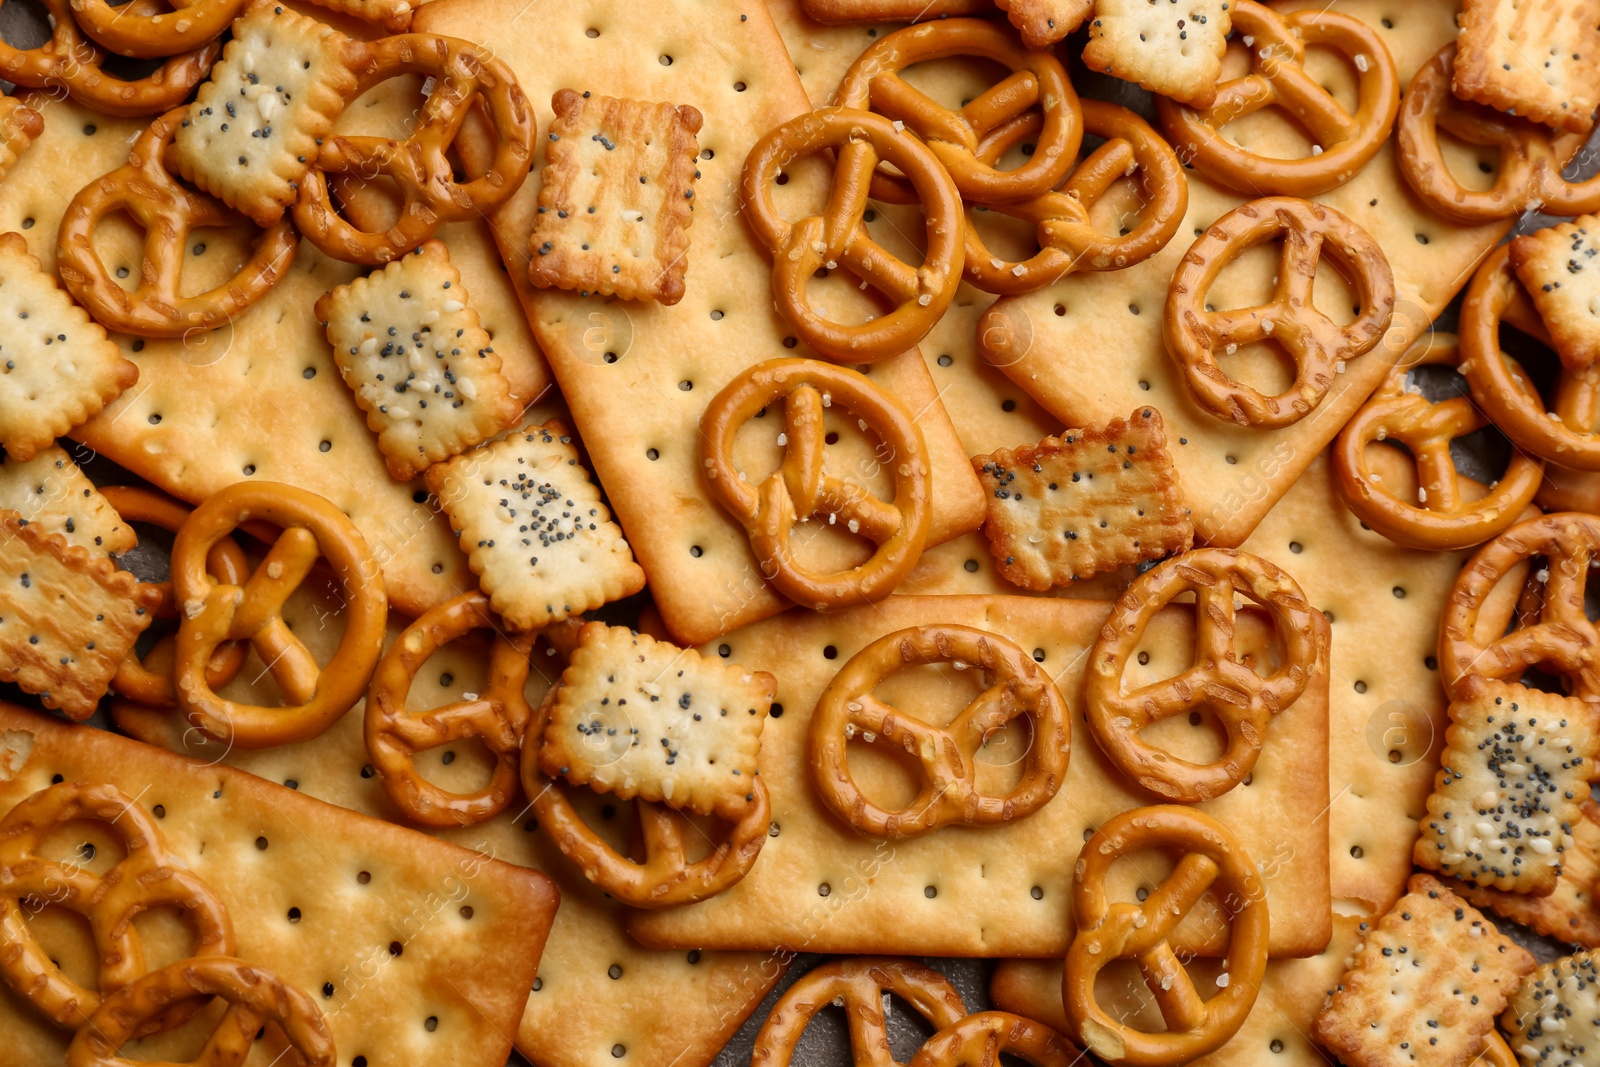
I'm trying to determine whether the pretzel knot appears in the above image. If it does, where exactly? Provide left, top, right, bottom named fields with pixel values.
left=171, top=482, right=388, bottom=750
left=1064, top=806, right=1269, bottom=1067
left=1439, top=513, right=1600, bottom=705
left=752, top=957, right=968, bottom=1067
left=700, top=358, right=932, bottom=611
left=741, top=108, right=963, bottom=363
left=1086, top=549, right=1327, bottom=803
left=832, top=18, right=1081, bottom=206
left=1164, top=196, right=1395, bottom=428
left=366, top=591, right=536, bottom=828
left=294, top=33, right=534, bottom=265
left=0, top=782, right=234, bottom=1035
left=1334, top=336, right=1544, bottom=551
left=909, top=1013, right=1080, bottom=1067
left=809, top=624, right=1071, bottom=839
left=66, top=956, right=335, bottom=1067
left=1156, top=0, right=1398, bottom=197
left=1399, top=45, right=1600, bottom=225
left=68, top=0, right=246, bottom=60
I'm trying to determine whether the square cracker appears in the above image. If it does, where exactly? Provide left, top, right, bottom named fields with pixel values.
left=529, top=89, right=704, bottom=306
left=1083, top=0, right=1233, bottom=108
left=0, top=97, right=40, bottom=186
left=0, top=444, right=134, bottom=554
left=0, top=94, right=549, bottom=617
left=1445, top=799, right=1600, bottom=949
left=629, top=593, right=1331, bottom=956
left=416, top=0, right=986, bottom=646
left=316, top=239, right=523, bottom=481
left=1455, top=0, right=1600, bottom=135
left=0, top=701, right=558, bottom=1067
left=1313, top=873, right=1537, bottom=1067
left=1510, top=216, right=1600, bottom=370
left=1501, top=949, right=1600, bottom=1067
left=997, top=0, right=1094, bottom=50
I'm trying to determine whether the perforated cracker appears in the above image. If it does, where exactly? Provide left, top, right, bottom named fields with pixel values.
left=996, top=0, right=1093, bottom=49
left=529, top=89, right=703, bottom=306
left=317, top=240, right=522, bottom=481
left=1083, top=0, right=1233, bottom=108
left=0, top=445, right=132, bottom=554
left=1502, top=949, right=1600, bottom=1067
left=1454, top=0, right=1600, bottom=135
left=1510, top=216, right=1600, bottom=370
left=0, top=97, right=40, bottom=186
left=1446, top=799, right=1600, bottom=949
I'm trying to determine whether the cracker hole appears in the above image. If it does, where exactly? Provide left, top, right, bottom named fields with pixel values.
left=319, top=440, right=331, bottom=452
left=817, top=882, right=831, bottom=896
left=937, top=354, right=952, bottom=367
left=700, top=149, right=714, bottom=160
left=1135, top=886, right=1149, bottom=901
left=1425, top=656, right=1438, bottom=670
left=323, top=982, right=335, bottom=998
left=1053, top=304, right=1066, bottom=316
left=689, top=545, right=702, bottom=558
left=425, top=1016, right=438, bottom=1032
left=1083, top=828, right=1095, bottom=842
left=1415, top=233, right=1430, bottom=245
left=242, top=464, right=256, bottom=476
left=1138, top=380, right=1149, bottom=391
left=608, top=963, right=623, bottom=979
left=734, top=81, right=747, bottom=92
left=1137, top=651, right=1149, bottom=665
left=678, top=379, right=692, bottom=391
left=1001, top=399, right=1016, bottom=412
left=1225, top=455, right=1237, bottom=464
left=1354, top=680, right=1367, bottom=693
left=132, top=340, right=145, bottom=352
left=1128, top=304, right=1139, bottom=315
left=823, top=645, right=837, bottom=659
left=389, top=941, right=403, bottom=956
left=923, top=885, right=936, bottom=898
left=361, top=764, right=375, bottom=778
left=356, top=871, right=371, bottom=885
left=288, top=907, right=301, bottom=923
left=770, top=703, right=783, bottom=718
left=659, top=54, right=672, bottom=65
left=646, top=448, right=659, bottom=461
left=1032, top=648, right=1045, bottom=662
left=1030, top=885, right=1043, bottom=899
left=152, top=804, right=165, bottom=818
left=255, top=836, right=268, bottom=851
left=1289, top=541, right=1302, bottom=553
left=1271, top=1039, right=1285, bottom=1053
left=532, top=977, right=543, bottom=991
left=148, top=414, right=162, bottom=425
left=354, top=1057, right=367, bottom=1067
left=1349, top=845, right=1364, bottom=858
left=612, top=1046, right=626, bottom=1058
left=775, top=172, right=788, bottom=186
left=1392, top=586, right=1406, bottom=598
left=963, top=559, right=978, bottom=572
left=782, top=336, right=797, bottom=348
left=460, top=905, right=474, bottom=919
left=710, top=310, right=724, bottom=320
left=687, top=950, right=701, bottom=964
left=718, top=643, right=731, bottom=658
left=586, top=27, right=599, bottom=37
left=21, top=218, right=32, bottom=229
left=49, top=773, right=63, bottom=784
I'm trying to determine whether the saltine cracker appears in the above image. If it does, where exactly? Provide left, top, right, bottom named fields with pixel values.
left=0, top=444, right=133, bottom=554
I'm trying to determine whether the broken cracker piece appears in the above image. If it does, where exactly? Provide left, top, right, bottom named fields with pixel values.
left=0, top=98, right=41, bottom=186
left=1510, top=216, right=1600, bottom=370
left=971, top=407, right=1192, bottom=591
left=1083, top=0, right=1233, bottom=110
left=1502, top=949, right=1600, bottom=1067
left=538, top=621, right=774, bottom=820
left=424, top=422, right=645, bottom=631
left=996, top=0, right=1093, bottom=49
left=316, top=240, right=523, bottom=481
left=1454, top=0, right=1600, bottom=135
left=528, top=88, right=703, bottom=305
left=1312, top=873, right=1537, bottom=1067
left=0, top=445, right=133, bottom=554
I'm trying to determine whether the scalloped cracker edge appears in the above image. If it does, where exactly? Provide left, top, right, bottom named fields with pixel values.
left=0, top=445, right=134, bottom=554
left=1454, top=0, right=1600, bottom=135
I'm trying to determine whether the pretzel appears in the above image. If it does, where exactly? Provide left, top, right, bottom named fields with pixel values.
left=1064, top=805, right=1269, bottom=1067
left=293, top=33, right=534, bottom=265
left=59, top=108, right=298, bottom=338
left=1398, top=45, right=1600, bottom=225
left=170, top=482, right=387, bottom=749
left=1085, top=548, right=1327, bottom=802
left=831, top=18, right=1081, bottom=206
left=909, top=1013, right=1079, bottom=1067
left=0, top=0, right=219, bottom=117
left=0, top=782, right=233, bottom=1034
left=699, top=358, right=932, bottom=611
left=66, top=956, right=335, bottom=1067
left=752, top=957, right=968, bottom=1067
left=1461, top=244, right=1600, bottom=471
left=809, top=624, right=1071, bottom=839
left=366, top=591, right=535, bottom=828
left=1164, top=196, right=1396, bottom=428
left=69, top=0, right=247, bottom=60
left=1333, top=337, right=1545, bottom=551
left=741, top=107, right=963, bottom=363
left=1438, top=512, right=1600, bottom=704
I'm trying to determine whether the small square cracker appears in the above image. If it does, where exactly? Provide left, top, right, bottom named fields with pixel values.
left=1454, top=0, right=1600, bottom=135
left=1312, top=873, right=1538, bottom=1067
left=1445, top=799, right=1600, bottom=948
left=529, top=89, right=703, bottom=306
left=1510, top=216, right=1600, bottom=370
left=1083, top=0, right=1233, bottom=109
left=996, top=0, right=1093, bottom=49
left=539, top=621, right=774, bottom=819
left=1501, top=949, right=1600, bottom=1067
left=0, top=445, right=134, bottom=554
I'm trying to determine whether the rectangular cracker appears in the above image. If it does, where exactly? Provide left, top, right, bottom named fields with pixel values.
left=997, top=0, right=1094, bottom=49
left=1313, top=873, right=1537, bottom=1067
left=0, top=96, right=40, bottom=185
left=1510, top=215, right=1600, bottom=369
left=1455, top=0, right=1600, bottom=135
left=0, top=443, right=133, bottom=553
left=1502, top=949, right=1600, bottom=1066
left=415, top=0, right=985, bottom=646
left=1445, top=799, right=1600, bottom=949
left=1083, top=0, right=1233, bottom=108
left=0, top=701, right=558, bottom=1067
left=529, top=89, right=704, bottom=305
left=629, top=592, right=1331, bottom=957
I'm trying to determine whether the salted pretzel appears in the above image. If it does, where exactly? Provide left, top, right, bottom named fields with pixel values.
left=962, top=101, right=1186, bottom=295
left=66, top=956, right=335, bottom=1067
left=0, top=0, right=218, bottom=117
left=69, top=0, right=247, bottom=60
left=171, top=482, right=387, bottom=749
left=1086, top=549, right=1326, bottom=802
left=910, top=1013, right=1079, bottom=1067
left=1398, top=45, right=1600, bottom=225
left=741, top=107, right=963, bottom=362
left=1065, top=806, right=1268, bottom=1067
left=0, top=782, right=233, bottom=1034
left=366, top=591, right=536, bottom=828
left=1333, top=336, right=1544, bottom=551
left=809, top=624, right=1071, bottom=838
left=1164, top=196, right=1395, bottom=428
left=59, top=108, right=298, bottom=338
left=1438, top=513, right=1600, bottom=704
left=832, top=18, right=1080, bottom=205
left=1461, top=244, right=1600, bottom=471
left=1477, top=1032, right=1519, bottom=1067
left=293, top=33, right=533, bottom=265
left=700, top=359, right=932, bottom=611
left=752, top=957, right=968, bottom=1067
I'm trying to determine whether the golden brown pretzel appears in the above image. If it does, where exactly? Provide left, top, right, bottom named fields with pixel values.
left=1085, top=549, right=1327, bottom=802
left=170, top=482, right=387, bottom=749
left=909, top=1013, right=1079, bottom=1067
left=1164, top=196, right=1395, bottom=428
left=69, top=0, right=246, bottom=60
left=741, top=107, right=963, bottom=362
left=1155, top=0, right=1398, bottom=197
left=66, top=956, right=335, bottom=1067
left=752, top=957, right=968, bottom=1067
left=1477, top=1032, right=1519, bottom=1067
left=1398, top=45, right=1600, bottom=225
left=58, top=107, right=298, bottom=338
left=294, top=33, right=533, bottom=265
left=0, top=782, right=233, bottom=1034
left=366, top=591, right=535, bottom=828
left=809, top=624, right=1071, bottom=838
left=699, top=358, right=932, bottom=611
left=1064, top=806, right=1268, bottom=1067
left=1333, top=336, right=1545, bottom=551
left=1439, top=513, right=1600, bottom=704
left=832, top=18, right=1080, bottom=205
left=962, top=101, right=1186, bottom=295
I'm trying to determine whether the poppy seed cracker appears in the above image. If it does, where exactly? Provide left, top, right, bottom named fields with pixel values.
left=0, top=445, right=134, bottom=554
left=1444, top=799, right=1600, bottom=949
left=995, top=0, right=1093, bottom=49
left=1502, top=949, right=1600, bottom=1067
left=1083, top=0, right=1233, bottom=109
left=1510, top=214, right=1600, bottom=370
left=1454, top=0, right=1600, bottom=135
